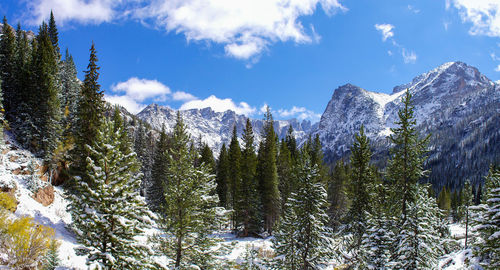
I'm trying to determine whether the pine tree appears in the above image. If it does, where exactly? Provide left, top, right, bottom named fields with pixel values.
left=48, top=11, right=60, bottom=59
left=359, top=180, right=394, bottom=269
left=389, top=184, right=445, bottom=269
left=0, top=81, right=5, bottom=145
left=216, top=143, right=230, bottom=208
left=199, top=142, right=216, bottom=174
left=71, top=42, right=105, bottom=180
left=0, top=17, right=16, bottom=123
left=239, top=118, right=262, bottom=236
left=228, top=125, right=242, bottom=230
left=285, top=125, right=298, bottom=162
left=42, top=239, right=61, bottom=270
left=68, top=119, right=156, bottom=269
left=155, top=112, right=227, bottom=269
left=147, top=124, right=168, bottom=211
left=32, top=22, right=62, bottom=161
left=277, top=138, right=294, bottom=214
left=257, top=106, right=280, bottom=235
left=327, top=160, right=350, bottom=231
left=272, top=154, right=334, bottom=269
left=470, top=166, right=500, bottom=269
left=460, top=180, right=473, bottom=249
left=387, top=89, right=430, bottom=221
left=342, top=125, right=372, bottom=262
left=60, top=49, right=80, bottom=135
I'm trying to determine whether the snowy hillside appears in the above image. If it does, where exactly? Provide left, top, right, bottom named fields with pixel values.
left=137, top=104, right=317, bottom=155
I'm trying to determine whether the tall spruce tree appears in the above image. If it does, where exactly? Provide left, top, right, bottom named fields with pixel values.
left=68, top=119, right=156, bottom=269
left=199, top=142, right=216, bottom=174
left=387, top=89, right=430, bottom=221
left=272, top=153, right=334, bottom=269
left=470, top=166, right=500, bottom=269
left=277, top=138, right=294, bottom=214
left=155, top=112, right=226, bottom=269
left=147, top=125, right=168, bottom=211
left=48, top=11, right=60, bottom=59
left=327, top=160, right=350, bottom=231
left=228, top=125, right=242, bottom=230
left=60, top=49, right=80, bottom=135
left=71, top=42, right=105, bottom=180
left=32, top=22, right=61, bottom=161
left=257, top=106, right=280, bottom=234
left=216, top=143, right=230, bottom=208
left=390, top=184, right=445, bottom=269
left=0, top=17, right=16, bottom=123
left=239, top=118, right=262, bottom=236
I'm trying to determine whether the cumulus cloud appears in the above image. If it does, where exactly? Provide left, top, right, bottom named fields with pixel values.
left=452, top=0, right=500, bottom=37
left=104, top=94, right=146, bottom=114
left=132, top=0, right=347, bottom=60
left=172, top=91, right=197, bottom=101
left=374, top=23, right=395, bottom=41
left=106, top=77, right=172, bottom=113
left=402, top=48, right=417, bottom=64
left=111, top=77, right=171, bottom=102
left=24, top=0, right=119, bottom=25
left=180, top=95, right=256, bottom=116
left=278, top=106, right=321, bottom=122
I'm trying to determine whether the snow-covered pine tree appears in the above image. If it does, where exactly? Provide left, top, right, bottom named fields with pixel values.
left=272, top=153, right=334, bottom=269
left=42, top=239, right=61, bottom=270
left=359, top=181, right=394, bottom=269
left=389, top=184, right=445, bottom=269
left=470, top=166, right=500, bottom=269
left=0, top=81, right=4, bottom=145
left=0, top=17, right=16, bottom=123
left=60, top=49, right=80, bottom=135
left=70, top=42, right=105, bottom=180
left=68, top=119, right=156, bottom=269
left=155, top=112, right=227, bottom=269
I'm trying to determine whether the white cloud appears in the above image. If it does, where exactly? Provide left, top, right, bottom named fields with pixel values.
left=180, top=95, right=256, bottom=116
left=278, top=106, right=321, bottom=121
left=407, top=5, right=420, bottom=14
left=452, top=0, right=500, bottom=37
left=172, top=91, right=197, bottom=101
left=495, top=64, right=500, bottom=72
left=105, top=94, right=146, bottom=114
left=111, top=77, right=171, bottom=102
left=491, top=52, right=500, bottom=61
left=387, top=50, right=393, bottom=56
left=24, top=0, right=118, bottom=25
left=132, top=0, right=347, bottom=60
left=444, top=21, right=451, bottom=31
left=402, top=48, right=417, bottom=64
left=374, top=23, right=395, bottom=41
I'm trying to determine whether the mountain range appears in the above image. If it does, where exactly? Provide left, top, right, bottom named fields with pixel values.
left=135, top=61, right=500, bottom=188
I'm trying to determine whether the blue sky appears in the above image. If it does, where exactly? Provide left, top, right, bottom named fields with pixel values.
left=1, top=0, right=499, bottom=122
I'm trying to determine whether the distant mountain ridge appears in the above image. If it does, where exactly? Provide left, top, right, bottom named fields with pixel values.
left=315, top=61, right=499, bottom=188
left=135, top=61, right=499, bottom=188
left=137, top=104, right=318, bottom=155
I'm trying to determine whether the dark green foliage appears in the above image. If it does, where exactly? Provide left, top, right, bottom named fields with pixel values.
left=48, top=11, right=60, bottom=59
left=239, top=118, right=262, bottom=236
left=155, top=112, right=226, bottom=269
left=216, top=143, right=230, bottom=208
left=327, top=160, right=350, bottom=231
left=147, top=125, right=168, bottom=212
left=387, top=89, right=430, bottom=221
left=228, top=125, right=242, bottom=230
left=32, top=22, right=61, bottom=161
left=199, top=143, right=216, bottom=174
left=42, top=239, right=60, bottom=270
left=256, top=107, right=280, bottom=234
left=344, top=126, right=372, bottom=252
left=277, top=138, right=294, bottom=214
left=71, top=42, right=105, bottom=180
left=60, top=49, right=80, bottom=136
left=0, top=17, right=17, bottom=123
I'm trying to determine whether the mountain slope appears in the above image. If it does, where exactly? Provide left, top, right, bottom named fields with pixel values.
left=137, top=104, right=318, bottom=154
left=316, top=61, right=500, bottom=188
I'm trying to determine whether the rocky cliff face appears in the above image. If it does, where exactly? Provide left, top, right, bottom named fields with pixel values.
left=137, top=104, right=318, bottom=155
left=316, top=61, right=499, bottom=187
